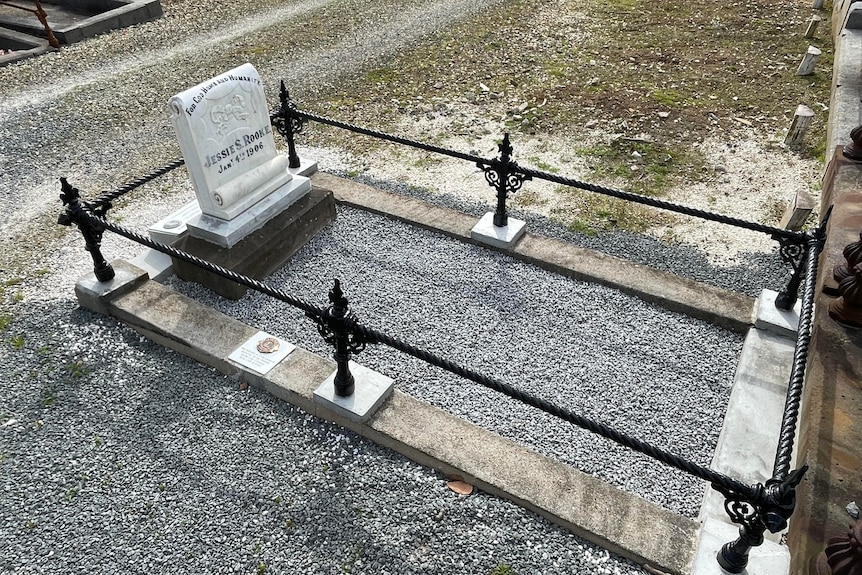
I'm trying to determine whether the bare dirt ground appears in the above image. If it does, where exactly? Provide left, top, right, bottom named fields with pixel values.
left=298, top=0, right=833, bottom=265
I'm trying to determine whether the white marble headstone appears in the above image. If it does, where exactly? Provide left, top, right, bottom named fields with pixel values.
left=168, top=63, right=291, bottom=220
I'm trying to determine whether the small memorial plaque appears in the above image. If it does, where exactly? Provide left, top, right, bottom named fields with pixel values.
left=168, top=63, right=292, bottom=221
left=228, top=331, right=295, bottom=375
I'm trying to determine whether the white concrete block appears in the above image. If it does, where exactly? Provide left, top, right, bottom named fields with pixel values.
left=288, top=157, right=318, bottom=177
left=148, top=200, right=201, bottom=245
left=754, top=289, right=803, bottom=338
left=129, top=248, right=174, bottom=282
left=691, top=518, right=789, bottom=575
left=470, top=212, right=526, bottom=249
left=313, top=361, right=394, bottom=424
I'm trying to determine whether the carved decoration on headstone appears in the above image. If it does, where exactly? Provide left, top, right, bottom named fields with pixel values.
left=168, top=63, right=291, bottom=220
left=812, top=519, right=862, bottom=575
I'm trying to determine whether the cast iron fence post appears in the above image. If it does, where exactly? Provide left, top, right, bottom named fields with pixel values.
left=714, top=465, right=808, bottom=572
left=271, top=81, right=306, bottom=169
left=478, top=133, right=531, bottom=227
left=773, top=234, right=808, bottom=310
left=57, top=177, right=115, bottom=282
left=310, top=280, right=367, bottom=397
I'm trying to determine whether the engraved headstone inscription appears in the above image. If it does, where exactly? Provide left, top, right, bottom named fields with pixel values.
left=168, top=63, right=310, bottom=247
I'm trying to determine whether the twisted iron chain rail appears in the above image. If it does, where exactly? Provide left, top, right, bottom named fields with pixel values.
left=292, top=108, right=803, bottom=241
left=81, top=212, right=325, bottom=319
left=91, top=158, right=186, bottom=208
left=517, top=166, right=803, bottom=241
left=75, top=208, right=757, bottom=500
left=352, top=323, right=758, bottom=499
left=772, top=230, right=827, bottom=479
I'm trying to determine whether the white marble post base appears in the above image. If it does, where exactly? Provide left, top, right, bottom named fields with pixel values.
left=313, top=361, right=394, bottom=424
left=186, top=175, right=311, bottom=248
left=288, top=157, right=318, bottom=177
left=754, top=289, right=803, bottom=338
left=470, top=212, right=526, bottom=249
left=690, top=518, right=789, bottom=575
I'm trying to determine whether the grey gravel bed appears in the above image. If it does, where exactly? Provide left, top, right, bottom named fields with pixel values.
left=168, top=204, right=744, bottom=519
left=1, top=301, right=648, bottom=575
left=334, top=171, right=790, bottom=298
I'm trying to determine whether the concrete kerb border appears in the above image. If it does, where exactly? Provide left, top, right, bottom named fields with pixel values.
left=78, top=260, right=700, bottom=575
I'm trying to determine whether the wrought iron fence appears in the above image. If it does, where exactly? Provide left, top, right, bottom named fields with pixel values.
left=57, top=90, right=831, bottom=572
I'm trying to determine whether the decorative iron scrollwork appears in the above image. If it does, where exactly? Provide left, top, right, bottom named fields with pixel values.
left=712, top=465, right=808, bottom=573
left=477, top=133, right=532, bottom=227
left=58, top=177, right=115, bottom=282
left=307, top=280, right=367, bottom=397
left=271, top=81, right=307, bottom=169
left=773, top=233, right=808, bottom=310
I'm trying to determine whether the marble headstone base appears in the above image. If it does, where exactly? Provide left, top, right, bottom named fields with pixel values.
left=171, top=187, right=336, bottom=300
left=186, top=175, right=311, bottom=249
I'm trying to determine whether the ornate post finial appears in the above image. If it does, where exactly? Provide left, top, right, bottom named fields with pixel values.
left=843, top=125, right=862, bottom=161
left=311, top=279, right=366, bottom=397
left=57, top=177, right=115, bottom=282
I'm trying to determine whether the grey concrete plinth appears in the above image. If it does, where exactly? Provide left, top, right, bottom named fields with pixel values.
left=313, top=362, right=394, bottom=423
left=470, top=212, right=526, bottom=248
left=75, top=260, right=148, bottom=316
left=148, top=200, right=201, bottom=244
left=129, top=248, right=173, bottom=283
left=754, top=289, right=803, bottom=338
left=187, top=175, right=311, bottom=248
left=691, top=518, right=789, bottom=575
left=289, top=158, right=318, bottom=177
left=171, top=187, right=335, bottom=300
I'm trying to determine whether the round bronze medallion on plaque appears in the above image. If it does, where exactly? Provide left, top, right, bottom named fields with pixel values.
left=256, top=337, right=280, bottom=354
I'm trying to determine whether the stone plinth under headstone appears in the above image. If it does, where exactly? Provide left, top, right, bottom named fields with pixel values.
left=171, top=187, right=335, bottom=300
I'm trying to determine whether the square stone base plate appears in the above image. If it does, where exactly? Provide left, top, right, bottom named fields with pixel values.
left=470, top=212, right=526, bottom=249
left=313, top=362, right=394, bottom=424
left=754, top=289, right=803, bottom=338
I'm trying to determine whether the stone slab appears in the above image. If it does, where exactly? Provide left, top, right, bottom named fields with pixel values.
left=128, top=248, right=173, bottom=282
left=75, top=259, right=148, bottom=316
left=0, top=1, right=163, bottom=46
left=148, top=200, right=201, bottom=245
left=186, top=175, right=311, bottom=247
left=691, top=518, right=789, bottom=575
left=699, top=328, right=795, bottom=541
left=313, top=361, right=394, bottom=423
left=171, top=186, right=335, bottom=299
left=470, top=212, right=526, bottom=248
left=754, top=289, right=802, bottom=338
